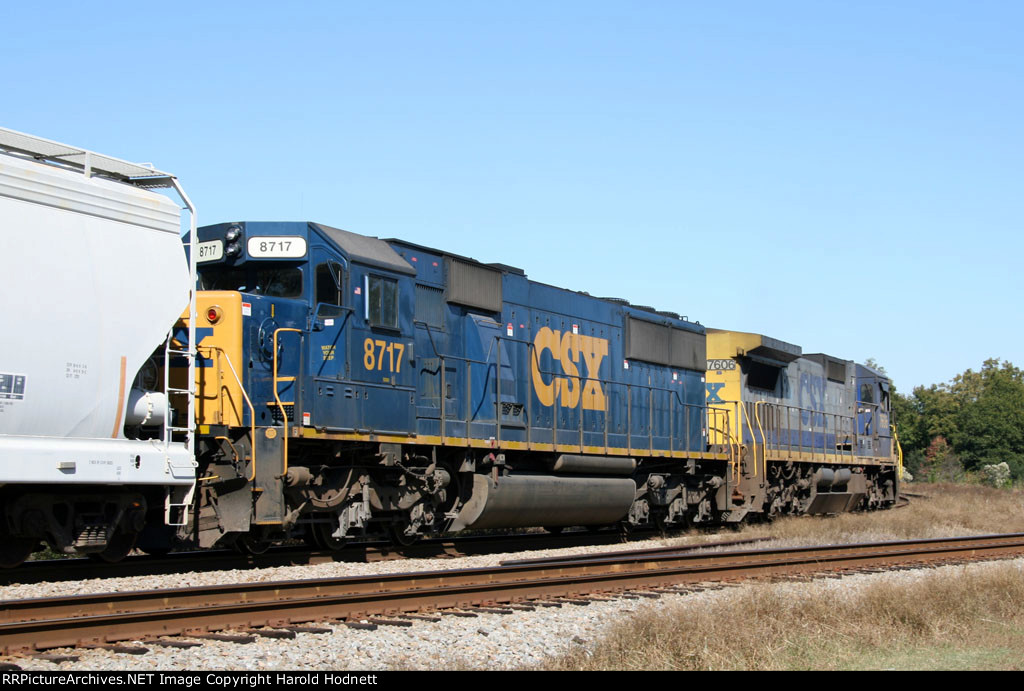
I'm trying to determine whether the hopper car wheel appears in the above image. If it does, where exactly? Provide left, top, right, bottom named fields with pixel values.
left=0, top=532, right=37, bottom=569
left=88, top=530, right=138, bottom=564
left=140, top=547, right=172, bottom=558
left=310, top=522, right=346, bottom=551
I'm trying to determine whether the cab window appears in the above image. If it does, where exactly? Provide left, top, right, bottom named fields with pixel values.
left=368, top=275, right=398, bottom=329
left=199, top=267, right=247, bottom=292
left=198, top=265, right=302, bottom=298
left=256, top=268, right=302, bottom=298
left=860, top=383, right=875, bottom=404
left=316, top=263, right=344, bottom=306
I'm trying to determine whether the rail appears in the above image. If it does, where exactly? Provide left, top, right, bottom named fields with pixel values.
left=4, top=533, right=1024, bottom=654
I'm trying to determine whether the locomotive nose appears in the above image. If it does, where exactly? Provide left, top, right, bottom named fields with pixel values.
left=184, top=291, right=245, bottom=428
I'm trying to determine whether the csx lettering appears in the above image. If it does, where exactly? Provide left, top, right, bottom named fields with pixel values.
left=531, top=327, right=608, bottom=410
left=705, top=382, right=726, bottom=404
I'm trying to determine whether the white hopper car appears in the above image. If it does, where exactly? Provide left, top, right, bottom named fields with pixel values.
left=0, top=128, right=198, bottom=565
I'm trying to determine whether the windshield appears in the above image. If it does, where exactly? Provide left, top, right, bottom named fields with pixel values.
left=199, top=265, right=303, bottom=298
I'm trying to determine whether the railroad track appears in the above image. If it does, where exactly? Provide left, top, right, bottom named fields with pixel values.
left=2, top=532, right=1022, bottom=655
left=1, top=530, right=628, bottom=587
left=3, top=529, right=765, bottom=587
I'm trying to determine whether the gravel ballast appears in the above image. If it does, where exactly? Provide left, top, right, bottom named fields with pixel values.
left=4, top=536, right=1021, bottom=671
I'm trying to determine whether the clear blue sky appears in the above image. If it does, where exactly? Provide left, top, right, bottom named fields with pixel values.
left=5, top=1, right=1021, bottom=391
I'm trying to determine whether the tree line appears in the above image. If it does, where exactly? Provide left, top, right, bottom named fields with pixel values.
left=887, top=358, right=1024, bottom=483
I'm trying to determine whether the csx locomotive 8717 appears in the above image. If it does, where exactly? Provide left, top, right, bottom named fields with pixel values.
left=180, top=220, right=898, bottom=554
left=0, top=129, right=899, bottom=565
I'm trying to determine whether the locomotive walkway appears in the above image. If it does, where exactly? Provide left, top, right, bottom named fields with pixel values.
left=2, top=533, right=1023, bottom=654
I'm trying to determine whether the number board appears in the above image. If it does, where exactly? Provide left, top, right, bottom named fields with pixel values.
left=196, top=240, right=224, bottom=263
left=247, top=236, right=307, bottom=259
left=363, top=338, right=406, bottom=375
left=707, top=359, right=737, bottom=371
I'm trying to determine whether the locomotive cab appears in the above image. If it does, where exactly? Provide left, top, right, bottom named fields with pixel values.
left=190, top=221, right=419, bottom=432
left=183, top=221, right=426, bottom=550
left=855, top=363, right=893, bottom=459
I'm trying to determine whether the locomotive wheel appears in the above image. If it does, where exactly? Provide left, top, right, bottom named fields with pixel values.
left=388, top=522, right=420, bottom=547
left=310, top=522, right=346, bottom=551
left=301, top=526, right=320, bottom=548
left=89, top=530, right=138, bottom=563
left=654, top=513, right=685, bottom=537
left=236, top=530, right=272, bottom=555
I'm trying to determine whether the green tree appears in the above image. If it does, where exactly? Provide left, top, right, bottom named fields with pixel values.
left=911, top=383, right=960, bottom=447
left=951, top=359, right=1024, bottom=476
left=890, top=358, right=1024, bottom=482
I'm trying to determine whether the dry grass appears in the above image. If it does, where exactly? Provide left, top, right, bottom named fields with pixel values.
left=544, top=561, right=1024, bottom=670
left=541, top=482, right=1024, bottom=671
left=719, top=482, right=1024, bottom=548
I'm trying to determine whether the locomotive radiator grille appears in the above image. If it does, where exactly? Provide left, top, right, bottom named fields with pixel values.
left=501, top=402, right=523, bottom=418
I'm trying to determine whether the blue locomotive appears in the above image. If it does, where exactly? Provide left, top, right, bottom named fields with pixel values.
left=177, top=220, right=898, bottom=552
left=0, top=126, right=895, bottom=567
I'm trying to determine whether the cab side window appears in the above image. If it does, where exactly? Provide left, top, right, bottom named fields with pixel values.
left=860, top=383, right=875, bottom=404
left=316, top=263, right=344, bottom=306
left=368, top=275, right=399, bottom=329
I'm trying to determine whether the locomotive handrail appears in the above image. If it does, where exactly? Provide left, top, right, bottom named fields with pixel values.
left=741, top=402, right=758, bottom=478
left=749, top=401, right=881, bottom=463
left=891, top=424, right=904, bottom=480
left=196, top=344, right=258, bottom=481
left=415, top=332, right=727, bottom=461
left=528, top=347, right=709, bottom=457
left=753, top=401, right=769, bottom=478
left=705, top=407, right=740, bottom=481
left=272, top=327, right=305, bottom=477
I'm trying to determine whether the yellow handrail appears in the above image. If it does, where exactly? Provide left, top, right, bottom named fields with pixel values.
left=741, top=402, right=758, bottom=479
left=707, top=407, right=740, bottom=483
left=753, top=401, right=769, bottom=478
left=272, top=328, right=304, bottom=477
left=891, top=424, right=904, bottom=480
left=198, top=345, right=258, bottom=481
